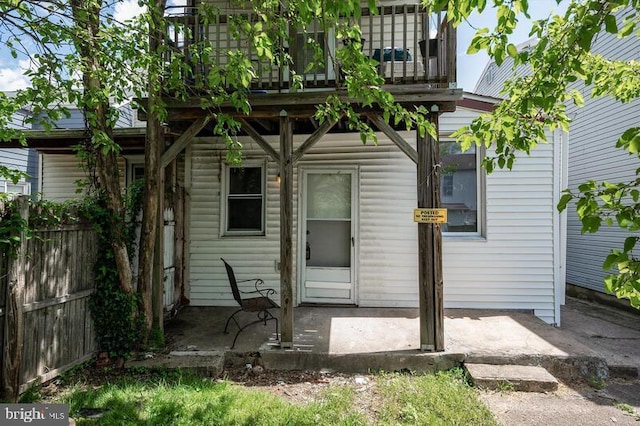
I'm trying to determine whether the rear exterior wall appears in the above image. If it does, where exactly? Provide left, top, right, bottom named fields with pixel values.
left=187, top=106, right=562, bottom=324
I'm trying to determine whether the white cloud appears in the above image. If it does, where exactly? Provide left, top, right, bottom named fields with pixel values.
left=114, top=0, right=146, bottom=23
left=0, top=60, right=33, bottom=91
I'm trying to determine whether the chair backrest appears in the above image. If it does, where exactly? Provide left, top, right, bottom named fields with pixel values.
left=221, top=258, right=243, bottom=306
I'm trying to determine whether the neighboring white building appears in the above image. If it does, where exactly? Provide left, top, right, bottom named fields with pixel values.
left=1, top=95, right=138, bottom=198
left=473, top=8, right=640, bottom=299
left=1, top=101, right=37, bottom=196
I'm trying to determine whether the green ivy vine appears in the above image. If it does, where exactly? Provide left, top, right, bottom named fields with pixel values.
left=80, top=191, right=144, bottom=359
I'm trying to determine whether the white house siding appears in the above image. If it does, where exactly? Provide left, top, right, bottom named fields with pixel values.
left=188, top=105, right=561, bottom=324
left=31, top=103, right=134, bottom=130
left=473, top=39, right=536, bottom=97
left=2, top=108, right=37, bottom=194
left=1, top=149, right=30, bottom=172
left=474, top=9, right=637, bottom=298
left=40, top=153, right=125, bottom=201
left=564, top=18, right=640, bottom=293
left=441, top=107, right=560, bottom=324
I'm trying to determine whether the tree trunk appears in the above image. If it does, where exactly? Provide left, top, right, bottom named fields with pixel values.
left=1, top=197, right=28, bottom=402
left=137, top=0, right=167, bottom=336
left=71, top=0, right=133, bottom=296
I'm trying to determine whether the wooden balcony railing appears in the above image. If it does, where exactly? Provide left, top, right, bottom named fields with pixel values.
left=163, top=3, right=456, bottom=92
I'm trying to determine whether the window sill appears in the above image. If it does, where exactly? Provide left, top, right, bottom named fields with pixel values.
left=442, top=234, right=487, bottom=242
left=221, top=232, right=267, bottom=238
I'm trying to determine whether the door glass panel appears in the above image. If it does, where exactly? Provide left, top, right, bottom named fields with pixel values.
left=307, top=174, right=351, bottom=219
left=306, top=173, right=352, bottom=268
left=306, top=220, right=350, bottom=267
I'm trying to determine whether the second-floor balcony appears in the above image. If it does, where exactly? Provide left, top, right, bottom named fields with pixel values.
left=164, top=2, right=457, bottom=94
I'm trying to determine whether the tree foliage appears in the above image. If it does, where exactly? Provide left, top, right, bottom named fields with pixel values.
left=1, top=0, right=445, bottom=347
left=424, top=0, right=640, bottom=307
left=0, top=0, right=151, bottom=339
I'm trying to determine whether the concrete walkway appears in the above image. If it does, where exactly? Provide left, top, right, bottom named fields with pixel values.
left=130, top=297, right=640, bottom=383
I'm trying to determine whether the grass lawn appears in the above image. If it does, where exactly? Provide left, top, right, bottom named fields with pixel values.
left=39, top=367, right=497, bottom=425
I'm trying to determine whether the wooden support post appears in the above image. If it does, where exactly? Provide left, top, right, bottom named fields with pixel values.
left=2, top=196, right=28, bottom=401
left=417, top=111, right=445, bottom=351
left=153, top=166, right=165, bottom=331
left=279, top=110, right=294, bottom=348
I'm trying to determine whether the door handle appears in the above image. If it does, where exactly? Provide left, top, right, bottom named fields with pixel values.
left=351, top=237, right=354, bottom=247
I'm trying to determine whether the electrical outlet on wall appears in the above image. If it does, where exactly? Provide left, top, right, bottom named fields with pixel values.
left=274, top=260, right=280, bottom=272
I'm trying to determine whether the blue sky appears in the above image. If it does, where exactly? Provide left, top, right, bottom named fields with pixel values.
left=456, top=0, right=569, bottom=90
left=0, top=0, right=567, bottom=92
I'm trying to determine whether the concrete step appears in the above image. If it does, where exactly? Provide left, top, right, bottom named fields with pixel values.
left=465, top=363, right=559, bottom=393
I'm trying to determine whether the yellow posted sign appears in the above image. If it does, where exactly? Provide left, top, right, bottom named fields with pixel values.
left=413, top=208, right=447, bottom=224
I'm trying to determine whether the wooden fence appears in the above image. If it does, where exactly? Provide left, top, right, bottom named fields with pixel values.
left=1, top=197, right=98, bottom=400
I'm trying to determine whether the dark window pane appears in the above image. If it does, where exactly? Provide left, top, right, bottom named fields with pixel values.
left=440, top=141, right=477, bottom=232
left=294, top=32, right=326, bottom=74
left=229, top=167, right=262, bottom=194
left=228, top=198, right=263, bottom=231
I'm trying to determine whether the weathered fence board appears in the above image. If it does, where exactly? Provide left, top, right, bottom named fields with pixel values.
left=0, top=198, right=98, bottom=398
left=18, top=226, right=98, bottom=392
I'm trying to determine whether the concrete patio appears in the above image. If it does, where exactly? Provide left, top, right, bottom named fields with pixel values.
left=129, top=297, right=640, bottom=382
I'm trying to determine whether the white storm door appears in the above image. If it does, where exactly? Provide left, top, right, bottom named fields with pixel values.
left=301, top=168, right=357, bottom=304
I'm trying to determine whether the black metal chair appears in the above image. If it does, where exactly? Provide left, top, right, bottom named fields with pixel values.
left=220, top=258, right=279, bottom=349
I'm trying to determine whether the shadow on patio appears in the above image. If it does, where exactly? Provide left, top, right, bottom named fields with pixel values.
left=158, top=305, right=611, bottom=380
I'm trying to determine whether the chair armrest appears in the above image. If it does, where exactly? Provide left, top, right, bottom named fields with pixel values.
left=237, top=278, right=277, bottom=298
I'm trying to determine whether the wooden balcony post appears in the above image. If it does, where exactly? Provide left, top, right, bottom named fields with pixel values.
left=417, top=110, right=445, bottom=351
left=446, top=18, right=457, bottom=87
left=279, top=110, right=294, bottom=348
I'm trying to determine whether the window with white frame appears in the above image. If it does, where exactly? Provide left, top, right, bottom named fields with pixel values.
left=0, top=180, right=30, bottom=196
left=440, top=140, right=480, bottom=234
left=223, top=164, right=265, bottom=235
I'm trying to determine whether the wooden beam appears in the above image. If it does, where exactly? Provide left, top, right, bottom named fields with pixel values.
left=238, top=118, right=281, bottom=163
left=22, top=289, right=93, bottom=313
left=2, top=196, right=28, bottom=402
left=417, top=112, right=444, bottom=352
left=368, top=114, right=418, bottom=164
left=160, top=115, right=210, bottom=168
left=153, top=88, right=463, bottom=111
left=279, top=110, right=294, bottom=348
left=292, top=117, right=338, bottom=162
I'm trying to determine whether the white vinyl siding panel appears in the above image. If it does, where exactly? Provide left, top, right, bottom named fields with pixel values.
left=7, top=108, right=29, bottom=129
left=448, top=126, right=556, bottom=324
left=473, top=7, right=637, bottom=298
left=564, top=22, right=640, bottom=293
left=40, top=153, right=126, bottom=201
left=188, top=139, right=285, bottom=305
left=31, top=103, right=133, bottom=130
left=1, top=149, right=30, bottom=172
left=188, top=106, right=559, bottom=324
left=32, top=110, right=86, bottom=130
left=473, top=39, right=537, bottom=97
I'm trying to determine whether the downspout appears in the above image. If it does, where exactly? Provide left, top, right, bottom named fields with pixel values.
left=552, top=129, right=569, bottom=326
